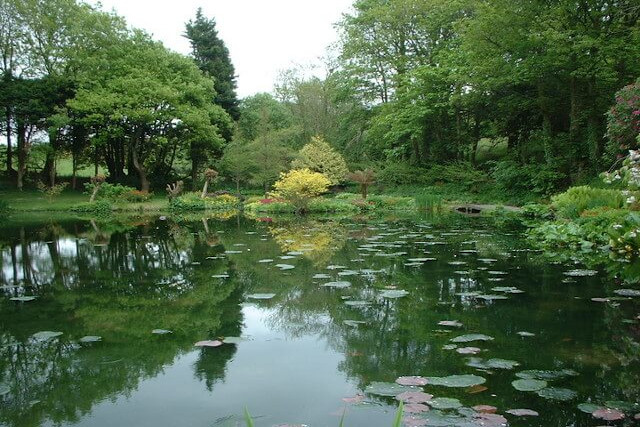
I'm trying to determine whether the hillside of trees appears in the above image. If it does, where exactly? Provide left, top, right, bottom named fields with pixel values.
left=1, top=0, right=639, bottom=202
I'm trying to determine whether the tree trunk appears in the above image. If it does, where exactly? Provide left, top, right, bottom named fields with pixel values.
left=71, top=153, right=77, bottom=190
left=131, top=143, right=150, bottom=193
left=5, top=106, right=14, bottom=176
left=201, top=179, right=209, bottom=198
left=236, top=178, right=240, bottom=193
left=16, top=121, right=27, bottom=191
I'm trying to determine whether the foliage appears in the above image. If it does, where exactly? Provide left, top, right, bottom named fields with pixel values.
left=170, top=192, right=239, bottom=212
left=84, top=182, right=136, bottom=201
left=551, top=186, right=626, bottom=219
left=367, top=195, right=415, bottom=210
left=291, top=136, right=349, bottom=185
left=602, top=148, right=640, bottom=190
left=70, top=199, right=112, bottom=216
left=414, top=193, right=444, bottom=212
left=236, top=93, right=295, bottom=142
left=608, top=212, right=640, bottom=257
left=606, top=78, right=640, bottom=160
left=0, top=199, right=10, bottom=212
left=271, top=168, right=331, bottom=212
left=36, top=181, right=68, bottom=202
left=378, top=163, right=427, bottom=186
left=491, top=160, right=565, bottom=199
left=348, top=169, right=376, bottom=199
left=185, top=8, right=239, bottom=122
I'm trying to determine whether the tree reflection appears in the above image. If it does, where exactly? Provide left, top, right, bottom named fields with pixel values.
left=0, top=218, right=243, bottom=427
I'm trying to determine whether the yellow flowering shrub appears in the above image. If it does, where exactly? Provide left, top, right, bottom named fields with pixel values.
left=271, top=168, right=331, bottom=212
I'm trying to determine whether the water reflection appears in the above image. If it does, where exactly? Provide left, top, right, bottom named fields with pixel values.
left=0, top=214, right=638, bottom=426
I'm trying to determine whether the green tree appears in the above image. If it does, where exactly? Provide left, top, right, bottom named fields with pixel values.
left=236, top=93, right=296, bottom=142
left=291, top=136, right=349, bottom=185
left=220, top=142, right=255, bottom=192
left=185, top=8, right=239, bottom=122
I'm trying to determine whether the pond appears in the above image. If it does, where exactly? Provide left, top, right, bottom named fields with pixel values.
left=0, top=213, right=638, bottom=426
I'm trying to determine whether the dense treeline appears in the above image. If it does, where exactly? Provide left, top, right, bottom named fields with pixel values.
left=0, top=0, right=234, bottom=191
left=1, top=0, right=639, bottom=198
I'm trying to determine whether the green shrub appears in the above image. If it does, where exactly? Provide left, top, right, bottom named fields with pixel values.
left=308, top=198, right=359, bottom=213
left=245, top=200, right=296, bottom=213
left=415, top=193, right=444, bottom=212
left=423, top=162, right=490, bottom=190
left=333, top=192, right=360, bottom=201
left=70, top=200, right=112, bottom=216
left=84, top=182, right=138, bottom=201
left=124, top=190, right=152, bottom=202
left=0, top=199, right=9, bottom=213
left=551, top=186, right=625, bottom=219
left=367, top=194, right=415, bottom=210
left=378, top=163, right=427, bottom=186
left=491, top=160, right=565, bottom=198
left=170, top=192, right=239, bottom=211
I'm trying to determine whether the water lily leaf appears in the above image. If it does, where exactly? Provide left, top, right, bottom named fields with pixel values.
left=438, top=320, right=463, bottom=327
left=456, top=347, right=481, bottom=355
left=258, top=259, right=273, bottom=263
left=322, top=281, right=351, bottom=289
left=194, top=340, right=223, bottom=347
left=275, top=264, right=295, bottom=270
left=426, top=374, right=486, bottom=388
left=396, top=376, right=428, bottom=386
left=442, top=344, right=457, bottom=350
left=613, top=289, right=640, bottom=297
left=536, top=387, right=577, bottom=401
left=364, top=381, right=417, bottom=397
left=604, top=400, right=638, bottom=411
left=512, top=379, right=547, bottom=392
left=10, top=296, right=37, bottom=302
left=312, top=273, right=331, bottom=279
left=408, top=258, right=436, bottom=262
left=342, top=393, right=365, bottom=404
left=475, top=294, right=509, bottom=301
left=564, top=269, right=597, bottom=276
left=79, top=336, right=102, bottom=343
left=468, top=358, right=519, bottom=370
left=343, top=320, right=366, bottom=327
left=466, top=385, right=488, bottom=394
left=451, top=334, right=494, bottom=343
left=472, top=413, right=508, bottom=425
left=326, top=265, right=346, bottom=270
left=578, top=403, right=605, bottom=414
left=404, top=403, right=431, bottom=413
left=515, top=369, right=578, bottom=381
left=491, top=286, right=524, bottom=294
left=506, top=408, right=539, bottom=416
left=151, top=329, right=172, bottom=334
left=396, top=391, right=433, bottom=403
left=428, top=397, right=462, bottom=409
left=222, top=336, right=246, bottom=344
left=380, top=289, right=409, bottom=298
left=247, top=293, right=276, bottom=300
left=517, top=331, right=535, bottom=337
left=472, top=405, right=497, bottom=414
left=592, top=408, right=625, bottom=421
left=32, top=331, right=63, bottom=340
left=344, top=300, right=371, bottom=307
left=338, top=270, right=359, bottom=276
left=224, top=250, right=242, bottom=254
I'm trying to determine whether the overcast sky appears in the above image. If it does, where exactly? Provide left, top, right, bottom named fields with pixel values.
left=87, top=0, right=354, bottom=98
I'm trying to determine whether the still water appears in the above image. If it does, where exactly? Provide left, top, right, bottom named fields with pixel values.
left=0, top=213, right=638, bottom=426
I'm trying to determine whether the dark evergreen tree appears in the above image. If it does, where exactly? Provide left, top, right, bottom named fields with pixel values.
left=185, top=8, right=240, bottom=122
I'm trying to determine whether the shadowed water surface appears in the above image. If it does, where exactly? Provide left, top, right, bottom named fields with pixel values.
left=0, top=214, right=638, bottom=426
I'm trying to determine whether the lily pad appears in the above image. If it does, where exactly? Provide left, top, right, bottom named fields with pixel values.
left=194, top=340, right=223, bottom=347
left=564, top=269, right=597, bottom=276
left=364, top=381, right=417, bottom=397
left=491, top=286, right=524, bottom=294
left=506, top=408, right=539, bottom=417
left=613, top=289, right=640, bottom=297
left=512, top=379, right=547, bottom=392
left=604, top=400, right=638, bottom=411
left=475, top=294, right=509, bottom=301
left=592, top=408, right=625, bottom=421
left=426, top=374, right=486, bottom=388
left=515, top=369, right=578, bottom=381
left=438, top=320, right=463, bottom=327
left=10, top=296, right=37, bottom=302
left=258, top=259, right=274, bottom=263
left=322, top=281, right=351, bottom=289
left=275, top=264, right=295, bottom=270
left=396, top=391, right=433, bottom=403
left=247, top=293, right=276, bottom=300
left=517, top=331, right=535, bottom=337
left=31, top=331, right=63, bottom=341
left=222, top=336, right=245, bottom=344
left=536, top=387, right=577, bottom=401
left=344, top=300, right=371, bottom=307
left=467, top=358, right=519, bottom=370
left=428, top=397, right=462, bottom=409
left=343, top=320, right=366, bottom=327
left=151, top=329, right=172, bottom=334
left=79, top=336, right=102, bottom=343
left=396, top=376, right=428, bottom=386
left=578, top=403, right=605, bottom=414
left=312, top=273, right=331, bottom=279
left=456, top=347, right=481, bottom=355
left=451, top=334, right=494, bottom=343
left=380, top=289, right=409, bottom=298
left=211, top=274, right=229, bottom=279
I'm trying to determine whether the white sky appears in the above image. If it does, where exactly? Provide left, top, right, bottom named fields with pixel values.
left=88, top=0, right=354, bottom=98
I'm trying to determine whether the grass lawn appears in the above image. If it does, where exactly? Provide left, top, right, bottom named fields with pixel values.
left=0, top=189, right=169, bottom=212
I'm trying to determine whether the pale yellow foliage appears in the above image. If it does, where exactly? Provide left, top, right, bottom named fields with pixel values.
left=272, top=168, right=331, bottom=212
left=291, top=136, right=349, bottom=185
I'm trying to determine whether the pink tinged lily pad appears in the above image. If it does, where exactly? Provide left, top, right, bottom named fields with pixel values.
left=506, top=409, right=539, bottom=416
left=457, top=346, right=482, bottom=355
left=341, top=393, right=365, bottom=404
left=194, top=340, right=223, bottom=347
left=473, top=405, right=497, bottom=414
left=473, top=413, right=508, bottom=425
left=395, top=391, right=433, bottom=403
left=592, top=409, right=625, bottom=421
left=403, top=416, right=428, bottom=427
left=404, top=403, right=431, bottom=414
left=396, top=376, right=428, bottom=386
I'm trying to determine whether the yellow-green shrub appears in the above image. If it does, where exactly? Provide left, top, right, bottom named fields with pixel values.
left=271, top=168, right=331, bottom=212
